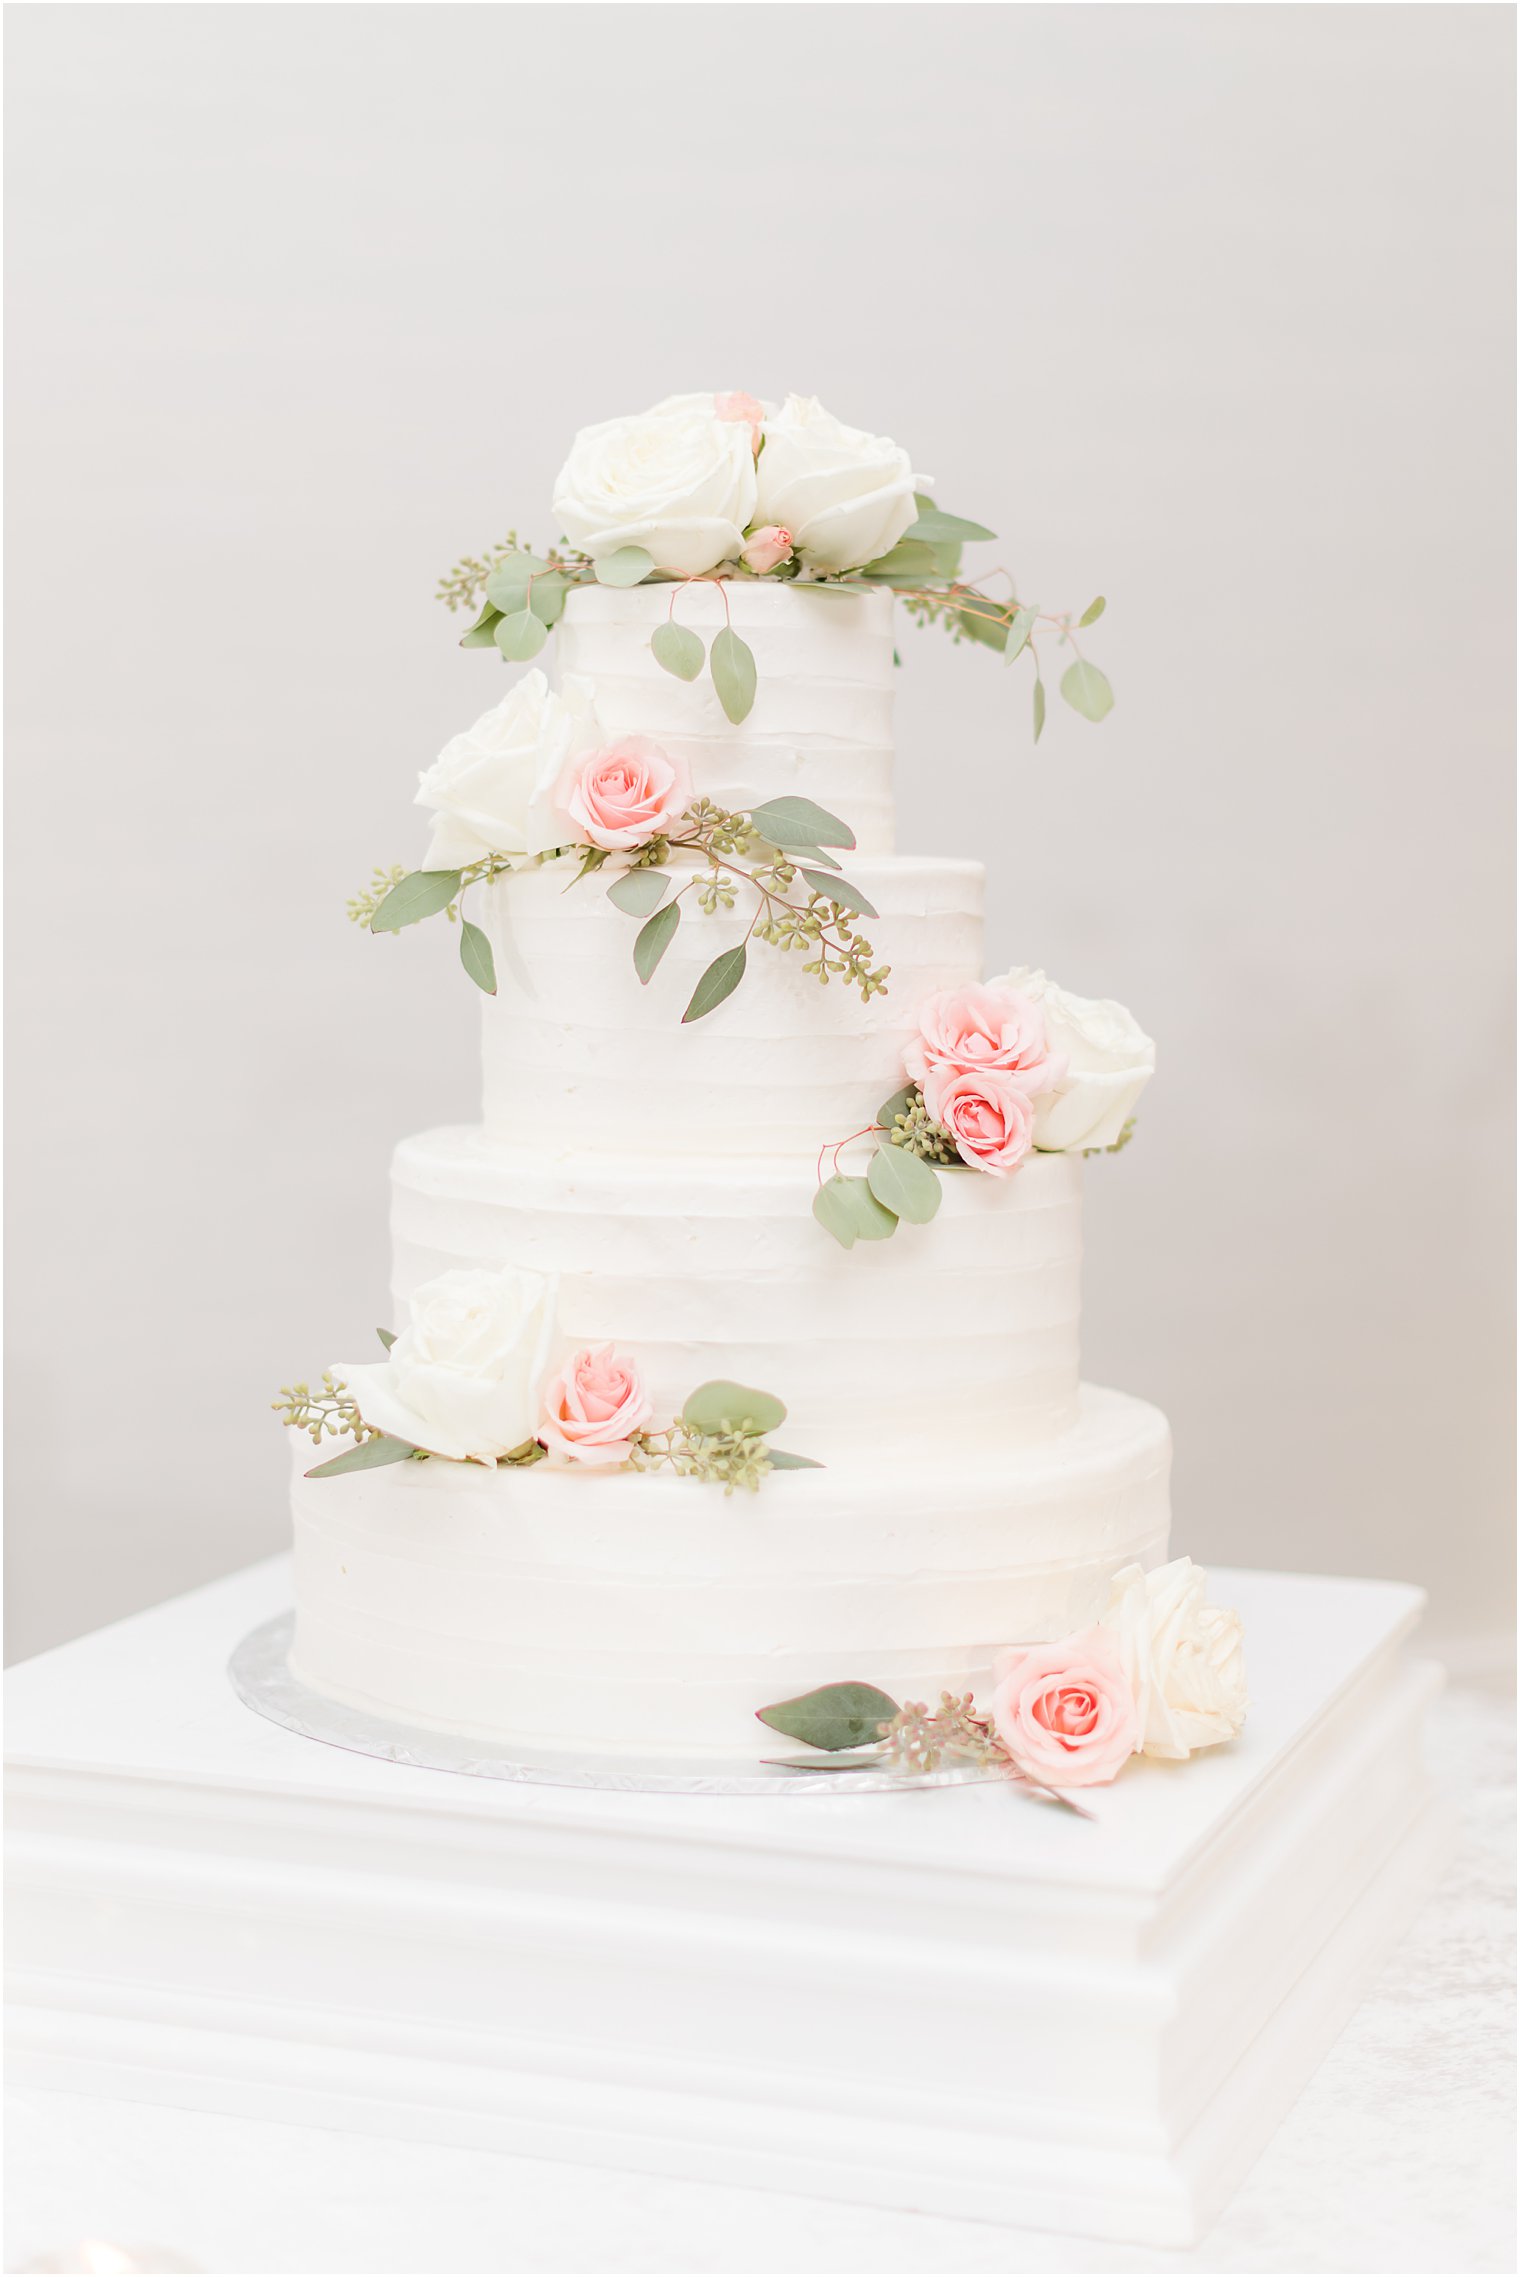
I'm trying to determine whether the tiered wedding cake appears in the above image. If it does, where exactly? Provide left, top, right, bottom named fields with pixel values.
left=281, top=393, right=1241, bottom=1777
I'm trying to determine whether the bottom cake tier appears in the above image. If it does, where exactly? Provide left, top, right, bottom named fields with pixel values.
left=288, top=1385, right=1171, bottom=1756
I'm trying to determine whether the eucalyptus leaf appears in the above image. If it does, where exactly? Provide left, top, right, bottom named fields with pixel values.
left=1003, top=603, right=1039, bottom=666
left=460, top=604, right=503, bottom=649
left=651, top=620, right=705, bottom=681
left=710, top=626, right=758, bottom=724
left=766, top=1448, right=826, bottom=1470
left=757, top=1681, right=902, bottom=1752
left=876, top=1082, right=917, bottom=1130
left=529, top=573, right=569, bottom=627
left=813, top=1176, right=859, bottom=1248
left=493, top=549, right=551, bottom=581
left=633, top=899, right=680, bottom=983
left=867, top=1141, right=943, bottom=1224
left=306, top=1434, right=418, bottom=1479
left=682, top=1379, right=786, bottom=1436
left=495, top=608, right=548, bottom=661
left=811, top=1173, right=897, bottom=1248
left=376, top=1328, right=396, bottom=1351
left=903, top=506, right=997, bottom=546
left=484, top=565, right=530, bottom=614
left=803, top=869, right=878, bottom=918
left=747, top=795, right=856, bottom=851
left=957, top=599, right=1009, bottom=652
left=682, top=942, right=747, bottom=1023
left=370, top=869, right=462, bottom=931
left=1078, top=595, right=1107, bottom=628
left=607, top=869, right=670, bottom=918
left=595, top=545, right=655, bottom=588
left=1033, top=678, right=1047, bottom=743
left=856, top=538, right=940, bottom=582
left=459, top=918, right=497, bottom=995
left=790, top=844, right=841, bottom=871
left=1060, top=658, right=1115, bottom=722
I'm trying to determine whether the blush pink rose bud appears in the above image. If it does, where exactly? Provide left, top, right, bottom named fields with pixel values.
left=990, top=1629, right=1141, bottom=1788
left=714, top=391, right=766, bottom=452
left=558, top=738, right=694, bottom=852
left=741, top=525, right=794, bottom=575
left=539, top=1344, right=655, bottom=1468
left=905, top=982, right=1064, bottom=1099
left=922, top=1064, right=1037, bottom=1176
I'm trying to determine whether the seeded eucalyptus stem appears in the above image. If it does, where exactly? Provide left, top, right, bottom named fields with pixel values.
left=272, top=1374, right=377, bottom=1447
left=654, top=804, right=889, bottom=1001
left=628, top=1421, right=773, bottom=1495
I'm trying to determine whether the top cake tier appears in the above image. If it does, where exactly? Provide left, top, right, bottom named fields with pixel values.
left=554, top=582, right=898, bottom=854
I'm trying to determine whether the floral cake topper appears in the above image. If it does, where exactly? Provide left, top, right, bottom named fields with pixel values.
left=436, top=390, right=1113, bottom=741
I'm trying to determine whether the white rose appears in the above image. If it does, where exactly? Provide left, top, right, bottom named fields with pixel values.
left=1099, top=1558, right=1248, bottom=1761
left=338, top=1266, right=557, bottom=1463
left=552, top=402, right=757, bottom=577
left=753, top=394, right=919, bottom=573
left=992, top=966, right=1155, bottom=1152
left=414, top=670, right=601, bottom=868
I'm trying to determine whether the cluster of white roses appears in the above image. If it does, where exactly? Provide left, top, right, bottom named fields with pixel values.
left=988, top=1558, right=1249, bottom=1788
left=552, top=390, right=921, bottom=581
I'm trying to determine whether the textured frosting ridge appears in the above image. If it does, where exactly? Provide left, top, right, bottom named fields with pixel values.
left=290, top=1386, right=1172, bottom=1757
left=391, top=1131, right=1084, bottom=1458
left=480, top=854, right=983, bottom=1156
left=555, top=581, right=898, bottom=853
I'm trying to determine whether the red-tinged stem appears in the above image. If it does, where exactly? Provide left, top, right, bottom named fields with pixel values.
left=816, top=1122, right=886, bottom=1189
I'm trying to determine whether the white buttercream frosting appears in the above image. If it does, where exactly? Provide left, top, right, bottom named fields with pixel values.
left=390, top=1130, right=1084, bottom=1458
left=480, top=853, right=983, bottom=1156
left=287, top=580, right=1176, bottom=1759
left=290, top=1384, right=1172, bottom=1756
left=554, top=581, right=898, bottom=853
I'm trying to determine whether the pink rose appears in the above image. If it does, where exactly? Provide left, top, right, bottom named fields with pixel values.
left=539, top=1344, right=655, bottom=1467
left=715, top=391, right=766, bottom=452
left=991, top=1629, right=1141, bottom=1789
left=558, top=738, right=693, bottom=851
left=904, top=983, right=1063, bottom=1099
left=922, top=1064, right=1037, bottom=1175
left=741, top=524, right=794, bottom=575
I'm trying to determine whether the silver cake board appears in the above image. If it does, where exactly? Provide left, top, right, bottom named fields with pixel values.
left=227, top=1608, right=1028, bottom=1797
left=5, top=1554, right=1450, bottom=2249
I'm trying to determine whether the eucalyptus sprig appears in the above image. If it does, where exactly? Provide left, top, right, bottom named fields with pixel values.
left=272, top=1370, right=378, bottom=1448
left=351, top=852, right=515, bottom=995
left=346, top=865, right=409, bottom=929
left=812, top=1082, right=1142, bottom=1253
left=354, top=793, right=890, bottom=1023
left=755, top=1680, right=1093, bottom=1812
left=437, top=493, right=1112, bottom=742
left=275, top=1362, right=817, bottom=1492
left=628, top=1379, right=822, bottom=1495
left=812, top=1082, right=956, bottom=1250
left=596, top=793, right=889, bottom=1023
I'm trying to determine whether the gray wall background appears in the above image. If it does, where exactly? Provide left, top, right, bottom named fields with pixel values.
left=6, top=4, right=1514, bottom=1664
